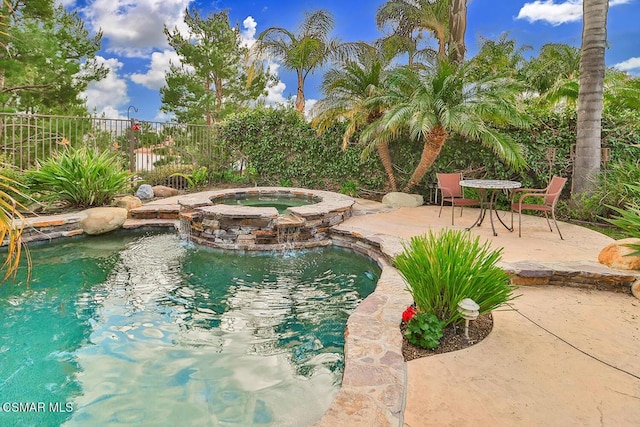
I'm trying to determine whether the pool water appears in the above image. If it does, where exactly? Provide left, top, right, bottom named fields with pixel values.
left=214, top=195, right=316, bottom=213
left=0, top=232, right=379, bottom=426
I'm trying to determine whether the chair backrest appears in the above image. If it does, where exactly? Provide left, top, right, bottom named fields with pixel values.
left=545, top=176, right=567, bottom=206
left=437, top=173, right=463, bottom=198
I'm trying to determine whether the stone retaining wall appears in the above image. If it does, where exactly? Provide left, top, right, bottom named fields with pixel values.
left=177, top=187, right=354, bottom=250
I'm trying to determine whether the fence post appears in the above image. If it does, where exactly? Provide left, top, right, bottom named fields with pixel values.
left=129, top=118, right=136, bottom=172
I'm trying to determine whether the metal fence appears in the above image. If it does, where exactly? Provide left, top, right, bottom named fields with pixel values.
left=0, top=113, right=227, bottom=186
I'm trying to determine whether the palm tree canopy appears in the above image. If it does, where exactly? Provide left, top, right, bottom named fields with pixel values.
left=310, top=44, right=399, bottom=191
left=255, top=9, right=352, bottom=111
left=376, top=0, right=450, bottom=63
left=311, top=44, right=390, bottom=147
left=362, top=59, right=530, bottom=189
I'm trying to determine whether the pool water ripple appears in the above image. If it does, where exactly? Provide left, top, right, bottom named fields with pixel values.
left=0, top=232, right=379, bottom=427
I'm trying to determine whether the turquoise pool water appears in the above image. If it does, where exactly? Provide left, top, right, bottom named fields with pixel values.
left=0, top=232, right=379, bottom=426
left=214, top=195, right=316, bottom=213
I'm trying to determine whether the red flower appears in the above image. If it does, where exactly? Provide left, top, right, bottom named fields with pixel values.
left=402, top=305, right=417, bottom=323
left=131, top=123, right=140, bottom=131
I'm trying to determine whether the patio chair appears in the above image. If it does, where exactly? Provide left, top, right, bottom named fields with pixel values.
left=436, top=173, right=480, bottom=225
left=510, top=176, right=567, bottom=239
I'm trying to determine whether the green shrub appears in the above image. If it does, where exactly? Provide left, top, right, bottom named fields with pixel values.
left=216, top=107, right=387, bottom=191
left=170, top=166, right=209, bottom=189
left=405, top=312, right=445, bottom=349
left=140, top=164, right=193, bottom=189
left=606, top=183, right=640, bottom=255
left=557, top=159, right=640, bottom=223
left=394, top=229, right=515, bottom=328
left=26, top=146, right=130, bottom=208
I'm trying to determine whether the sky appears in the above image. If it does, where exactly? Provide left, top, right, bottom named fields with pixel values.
left=60, top=0, right=640, bottom=122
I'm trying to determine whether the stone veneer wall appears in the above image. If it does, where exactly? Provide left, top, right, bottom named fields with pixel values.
left=177, top=187, right=355, bottom=250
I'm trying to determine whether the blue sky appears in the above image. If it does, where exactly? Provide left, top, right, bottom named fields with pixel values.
left=62, top=0, right=640, bottom=122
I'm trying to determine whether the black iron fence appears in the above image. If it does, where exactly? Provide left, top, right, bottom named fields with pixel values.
left=0, top=113, right=227, bottom=185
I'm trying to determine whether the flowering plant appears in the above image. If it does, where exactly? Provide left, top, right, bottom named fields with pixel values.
left=402, top=305, right=417, bottom=323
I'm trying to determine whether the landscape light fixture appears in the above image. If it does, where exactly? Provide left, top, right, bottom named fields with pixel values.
left=457, top=298, right=480, bottom=340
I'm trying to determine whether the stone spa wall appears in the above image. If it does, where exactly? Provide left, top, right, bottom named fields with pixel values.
left=176, top=187, right=356, bottom=250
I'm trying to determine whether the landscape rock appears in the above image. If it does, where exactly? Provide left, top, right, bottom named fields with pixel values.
left=598, top=238, right=640, bottom=270
left=136, top=184, right=154, bottom=200
left=152, top=185, right=179, bottom=198
left=382, top=192, right=424, bottom=208
left=80, top=207, right=128, bottom=235
left=114, top=195, right=142, bottom=210
left=632, top=279, right=640, bottom=300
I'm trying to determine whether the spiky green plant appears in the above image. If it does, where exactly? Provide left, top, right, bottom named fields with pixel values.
left=26, top=146, right=130, bottom=208
left=394, top=229, right=515, bottom=327
left=606, top=183, right=640, bottom=256
left=0, top=171, right=30, bottom=282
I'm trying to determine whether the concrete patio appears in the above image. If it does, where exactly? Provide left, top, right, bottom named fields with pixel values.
left=343, top=202, right=640, bottom=427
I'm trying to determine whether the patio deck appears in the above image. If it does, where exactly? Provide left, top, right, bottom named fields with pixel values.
left=341, top=203, right=640, bottom=427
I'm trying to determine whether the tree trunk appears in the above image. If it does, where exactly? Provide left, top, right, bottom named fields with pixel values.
left=295, top=71, right=305, bottom=113
left=448, top=0, right=467, bottom=64
left=403, top=126, right=448, bottom=192
left=573, top=0, right=608, bottom=196
left=376, top=141, right=397, bottom=192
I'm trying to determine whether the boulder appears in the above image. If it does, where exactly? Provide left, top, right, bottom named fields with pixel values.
left=598, top=238, right=640, bottom=270
left=152, top=185, right=179, bottom=198
left=632, top=279, right=640, bottom=300
left=80, top=207, right=128, bottom=235
left=136, top=184, right=154, bottom=200
left=382, top=192, right=424, bottom=208
left=114, top=195, right=142, bottom=210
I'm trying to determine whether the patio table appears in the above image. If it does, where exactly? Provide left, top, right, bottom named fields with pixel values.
left=459, top=179, right=521, bottom=236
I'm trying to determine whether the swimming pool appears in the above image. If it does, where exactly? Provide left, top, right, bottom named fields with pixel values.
left=0, top=231, right=380, bottom=426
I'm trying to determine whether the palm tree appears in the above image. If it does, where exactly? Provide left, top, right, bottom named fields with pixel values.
left=310, top=45, right=398, bottom=190
left=0, top=173, right=28, bottom=282
left=573, top=0, right=608, bottom=196
left=448, top=0, right=467, bottom=63
left=362, top=60, right=529, bottom=192
left=524, top=44, right=581, bottom=95
left=254, top=9, right=343, bottom=113
left=376, top=0, right=450, bottom=65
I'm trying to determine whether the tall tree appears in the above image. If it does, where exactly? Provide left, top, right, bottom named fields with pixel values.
left=0, top=1, right=106, bottom=114
left=162, top=9, right=269, bottom=124
left=448, top=0, right=467, bottom=63
left=310, top=44, right=398, bottom=190
left=573, top=0, right=608, bottom=196
left=362, top=60, right=529, bottom=192
left=254, top=9, right=344, bottom=113
left=376, top=0, right=450, bottom=65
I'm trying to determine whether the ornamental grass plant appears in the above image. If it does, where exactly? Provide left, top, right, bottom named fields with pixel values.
left=394, top=229, right=516, bottom=328
left=606, top=183, right=640, bottom=256
left=26, top=146, right=130, bottom=208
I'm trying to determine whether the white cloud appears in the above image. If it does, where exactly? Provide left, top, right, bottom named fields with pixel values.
left=517, top=0, right=632, bottom=26
left=130, top=50, right=181, bottom=90
left=241, top=16, right=258, bottom=48
left=81, top=56, right=130, bottom=119
left=80, top=0, right=190, bottom=57
left=262, top=63, right=288, bottom=105
left=614, top=57, right=640, bottom=72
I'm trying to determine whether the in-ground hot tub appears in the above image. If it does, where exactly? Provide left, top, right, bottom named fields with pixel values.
left=212, top=192, right=320, bottom=213
left=177, top=187, right=355, bottom=250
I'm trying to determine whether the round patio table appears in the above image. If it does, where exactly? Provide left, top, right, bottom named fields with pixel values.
left=459, top=179, right=521, bottom=236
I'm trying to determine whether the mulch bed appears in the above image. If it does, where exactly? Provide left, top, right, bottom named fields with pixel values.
left=401, top=313, right=493, bottom=361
